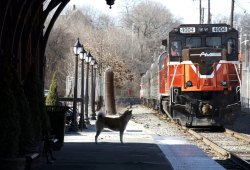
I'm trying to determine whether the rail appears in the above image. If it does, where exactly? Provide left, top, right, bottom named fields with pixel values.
left=170, top=64, right=179, bottom=104
left=185, top=127, right=250, bottom=170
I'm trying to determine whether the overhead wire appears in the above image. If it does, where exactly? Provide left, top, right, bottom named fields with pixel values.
left=235, top=0, right=250, bottom=14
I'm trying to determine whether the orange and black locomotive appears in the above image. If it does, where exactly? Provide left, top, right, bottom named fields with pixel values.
left=141, top=24, right=241, bottom=127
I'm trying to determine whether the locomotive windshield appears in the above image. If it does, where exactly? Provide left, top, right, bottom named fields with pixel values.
left=206, top=37, right=221, bottom=47
left=185, top=37, right=201, bottom=48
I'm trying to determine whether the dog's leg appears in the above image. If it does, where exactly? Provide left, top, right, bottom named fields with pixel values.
left=120, top=130, right=124, bottom=144
left=95, top=127, right=103, bottom=144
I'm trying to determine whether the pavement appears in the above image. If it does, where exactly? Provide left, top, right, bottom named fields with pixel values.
left=40, top=114, right=224, bottom=170
left=40, top=119, right=173, bottom=170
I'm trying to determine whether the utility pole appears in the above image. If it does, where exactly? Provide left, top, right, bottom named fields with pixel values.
left=199, top=0, right=202, bottom=24
left=193, top=0, right=202, bottom=24
left=208, top=0, right=211, bottom=24
left=201, top=8, right=204, bottom=24
left=230, top=0, right=235, bottom=27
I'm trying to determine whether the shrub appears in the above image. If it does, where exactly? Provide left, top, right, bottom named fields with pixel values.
left=46, top=72, right=59, bottom=106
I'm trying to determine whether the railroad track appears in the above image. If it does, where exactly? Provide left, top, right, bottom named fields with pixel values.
left=186, top=127, right=250, bottom=170
left=153, top=109, right=250, bottom=169
left=118, top=105, right=250, bottom=169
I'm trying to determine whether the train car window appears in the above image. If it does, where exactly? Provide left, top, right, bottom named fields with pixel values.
left=206, top=37, right=221, bottom=47
left=227, top=38, right=236, bottom=55
left=159, top=52, right=166, bottom=70
left=170, top=41, right=181, bottom=56
left=185, top=37, right=201, bottom=48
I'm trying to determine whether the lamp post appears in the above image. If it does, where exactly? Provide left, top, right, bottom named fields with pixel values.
left=90, top=58, right=97, bottom=120
left=72, top=38, right=83, bottom=131
left=97, top=62, right=103, bottom=111
left=79, top=47, right=87, bottom=130
left=84, top=51, right=92, bottom=124
left=94, top=60, right=98, bottom=111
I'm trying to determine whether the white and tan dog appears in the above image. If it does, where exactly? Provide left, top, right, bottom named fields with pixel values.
left=95, top=110, right=132, bottom=144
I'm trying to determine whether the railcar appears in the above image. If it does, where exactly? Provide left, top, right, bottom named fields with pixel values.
left=149, top=59, right=160, bottom=109
left=140, top=70, right=150, bottom=105
left=142, top=24, right=241, bottom=127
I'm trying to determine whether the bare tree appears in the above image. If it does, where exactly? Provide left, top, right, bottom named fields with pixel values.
left=45, top=17, right=74, bottom=95
left=121, top=1, right=180, bottom=69
left=45, top=2, right=180, bottom=97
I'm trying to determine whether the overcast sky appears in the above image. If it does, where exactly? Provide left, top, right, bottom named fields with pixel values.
left=67, top=0, right=250, bottom=24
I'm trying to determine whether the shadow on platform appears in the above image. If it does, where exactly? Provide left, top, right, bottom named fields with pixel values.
left=40, top=141, right=173, bottom=170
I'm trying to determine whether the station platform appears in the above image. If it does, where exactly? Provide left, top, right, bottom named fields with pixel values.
left=40, top=119, right=224, bottom=170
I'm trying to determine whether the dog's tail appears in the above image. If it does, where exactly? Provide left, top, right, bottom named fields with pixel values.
left=97, top=111, right=106, bottom=120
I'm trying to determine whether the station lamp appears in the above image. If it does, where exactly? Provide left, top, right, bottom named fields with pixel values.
left=84, top=51, right=92, bottom=124
left=79, top=45, right=87, bottom=130
left=106, top=0, right=115, bottom=8
left=73, top=38, right=83, bottom=56
left=72, top=38, right=83, bottom=131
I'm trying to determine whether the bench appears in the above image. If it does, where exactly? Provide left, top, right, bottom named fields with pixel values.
left=25, top=153, right=40, bottom=170
left=44, top=134, right=58, bottom=164
left=49, top=138, right=58, bottom=144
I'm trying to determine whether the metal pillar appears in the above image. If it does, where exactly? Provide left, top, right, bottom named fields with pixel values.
left=84, top=53, right=91, bottom=124
left=72, top=55, right=78, bottom=131
left=79, top=56, right=87, bottom=130
left=91, top=61, right=96, bottom=120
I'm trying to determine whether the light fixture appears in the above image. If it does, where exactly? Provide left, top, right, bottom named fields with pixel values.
left=79, top=46, right=87, bottom=60
left=198, top=27, right=204, bottom=32
left=86, top=51, right=92, bottom=63
left=106, top=0, right=115, bottom=9
left=90, top=58, right=96, bottom=66
left=185, top=81, right=193, bottom=87
left=221, top=80, right=227, bottom=86
left=73, top=38, right=83, bottom=56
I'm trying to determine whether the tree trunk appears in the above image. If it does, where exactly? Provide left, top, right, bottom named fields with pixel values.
left=104, top=68, right=116, bottom=115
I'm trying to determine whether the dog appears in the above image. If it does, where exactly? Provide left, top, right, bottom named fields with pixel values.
left=95, top=110, right=132, bottom=144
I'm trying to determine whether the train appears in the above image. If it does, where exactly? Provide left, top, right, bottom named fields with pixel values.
left=140, top=24, right=241, bottom=127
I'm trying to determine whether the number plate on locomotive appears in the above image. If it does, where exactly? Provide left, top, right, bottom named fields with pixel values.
left=212, top=27, right=227, bottom=32
left=180, top=27, right=195, bottom=34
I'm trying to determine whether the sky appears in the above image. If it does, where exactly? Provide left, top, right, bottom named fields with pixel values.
left=67, top=0, right=250, bottom=24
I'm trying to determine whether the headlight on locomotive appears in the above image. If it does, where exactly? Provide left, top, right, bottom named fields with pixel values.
left=174, top=28, right=179, bottom=32
left=221, top=80, right=227, bottom=86
left=185, top=81, right=193, bottom=87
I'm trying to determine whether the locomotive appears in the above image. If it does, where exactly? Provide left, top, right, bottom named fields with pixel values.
left=140, top=24, right=241, bottom=127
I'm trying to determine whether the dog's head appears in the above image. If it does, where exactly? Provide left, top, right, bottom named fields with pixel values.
left=97, top=111, right=106, bottom=119
left=123, top=109, right=132, bottom=120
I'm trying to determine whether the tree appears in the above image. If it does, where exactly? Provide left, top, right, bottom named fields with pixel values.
left=45, top=3, right=179, bottom=98
left=45, top=16, right=74, bottom=96
left=118, top=0, right=181, bottom=95
left=46, top=72, right=59, bottom=106
left=121, top=0, right=181, bottom=69
left=239, top=14, right=250, bottom=37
